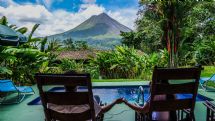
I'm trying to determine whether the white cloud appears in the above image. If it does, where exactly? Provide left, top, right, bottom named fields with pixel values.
left=0, top=0, right=137, bottom=37
left=107, top=8, right=137, bottom=29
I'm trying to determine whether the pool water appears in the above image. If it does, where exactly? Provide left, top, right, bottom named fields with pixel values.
left=91, top=86, right=150, bottom=104
left=28, top=86, right=213, bottom=105
left=89, top=86, right=213, bottom=104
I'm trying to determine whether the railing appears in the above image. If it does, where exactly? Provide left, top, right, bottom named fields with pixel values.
left=136, top=86, right=144, bottom=106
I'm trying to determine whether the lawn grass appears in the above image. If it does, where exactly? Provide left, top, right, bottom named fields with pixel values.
left=92, top=79, right=145, bottom=82
left=92, top=66, right=215, bottom=82
left=201, top=66, right=215, bottom=77
left=207, top=81, right=215, bottom=88
left=201, top=66, right=215, bottom=88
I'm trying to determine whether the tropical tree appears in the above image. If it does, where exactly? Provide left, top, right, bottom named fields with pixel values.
left=0, top=16, right=51, bottom=85
left=177, top=1, right=215, bottom=65
left=121, top=31, right=143, bottom=50
left=62, top=38, right=76, bottom=50
left=74, top=41, right=89, bottom=50
left=193, top=39, right=215, bottom=65
left=0, top=16, right=28, bottom=35
left=136, top=0, right=214, bottom=67
left=1, top=47, right=48, bottom=85
left=46, top=39, right=62, bottom=52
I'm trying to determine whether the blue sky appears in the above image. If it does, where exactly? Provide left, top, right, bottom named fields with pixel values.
left=0, top=0, right=139, bottom=36
left=8, top=0, right=139, bottom=12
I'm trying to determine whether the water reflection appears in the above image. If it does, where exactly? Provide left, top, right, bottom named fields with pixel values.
left=92, top=87, right=150, bottom=104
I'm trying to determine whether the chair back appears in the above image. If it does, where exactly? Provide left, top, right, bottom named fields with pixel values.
left=35, top=73, right=96, bottom=121
left=149, top=65, right=201, bottom=120
left=0, top=80, right=16, bottom=92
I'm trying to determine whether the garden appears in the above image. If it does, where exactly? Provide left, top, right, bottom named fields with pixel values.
left=0, top=1, right=214, bottom=87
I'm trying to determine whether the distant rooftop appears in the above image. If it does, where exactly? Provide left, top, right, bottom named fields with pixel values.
left=56, top=49, right=145, bottom=60
left=57, top=50, right=99, bottom=60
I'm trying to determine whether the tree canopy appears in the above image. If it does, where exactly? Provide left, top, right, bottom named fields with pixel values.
left=121, top=0, right=215, bottom=66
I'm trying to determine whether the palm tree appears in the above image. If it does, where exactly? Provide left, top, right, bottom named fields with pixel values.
left=0, top=16, right=28, bottom=34
left=63, top=38, right=76, bottom=50
left=46, top=39, right=62, bottom=52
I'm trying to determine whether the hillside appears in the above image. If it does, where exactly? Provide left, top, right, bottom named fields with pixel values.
left=48, top=13, right=132, bottom=49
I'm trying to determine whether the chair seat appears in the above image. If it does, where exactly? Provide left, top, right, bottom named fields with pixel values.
left=16, top=86, right=34, bottom=93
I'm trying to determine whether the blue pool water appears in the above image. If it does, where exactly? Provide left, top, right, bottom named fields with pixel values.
left=53, top=86, right=213, bottom=103
left=90, top=86, right=150, bottom=104
left=89, top=86, right=213, bottom=104
left=28, top=86, right=213, bottom=105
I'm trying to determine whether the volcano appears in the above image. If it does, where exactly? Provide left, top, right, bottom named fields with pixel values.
left=48, top=13, right=132, bottom=49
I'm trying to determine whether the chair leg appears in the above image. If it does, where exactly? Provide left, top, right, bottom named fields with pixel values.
left=192, top=115, right=196, bottom=121
left=200, top=82, right=207, bottom=91
left=17, top=92, right=25, bottom=103
left=191, top=112, right=195, bottom=121
left=205, top=82, right=209, bottom=91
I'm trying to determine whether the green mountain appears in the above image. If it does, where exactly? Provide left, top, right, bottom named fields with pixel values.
left=48, top=13, right=132, bottom=49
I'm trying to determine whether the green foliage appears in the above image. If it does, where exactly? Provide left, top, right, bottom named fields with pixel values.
left=63, top=38, right=76, bottom=50
left=89, top=46, right=168, bottom=79
left=39, top=62, right=62, bottom=74
left=28, top=24, right=40, bottom=42
left=0, top=47, right=48, bottom=85
left=0, top=16, right=8, bottom=25
left=46, top=39, right=62, bottom=52
left=0, top=17, right=54, bottom=85
left=75, top=41, right=88, bottom=50
left=121, top=31, right=143, bottom=50
left=60, top=59, right=84, bottom=72
left=58, top=58, right=99, bottom=79
left=178, top=2, right=215, bottom=66
left=62, top=38, right=89, bottom=51
left=0, top=66, right=12, bottom=75
left=131, top=1, right=215, bottom=66
left=16, top=27, right=28, bottom=34
left=1, top=3, right=214, bottom=85
left=40, top=37, right=47, bottom=52
left=193, top=39, right=215, bottom=65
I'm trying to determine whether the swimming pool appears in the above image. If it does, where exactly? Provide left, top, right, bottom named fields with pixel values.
left=56, top=86, right=213, bottom=103
left=90, top=86, right=150, bottom=104
left=89, top=86, right=213, bottom=104
left=28, top=86, right=213, bottom=105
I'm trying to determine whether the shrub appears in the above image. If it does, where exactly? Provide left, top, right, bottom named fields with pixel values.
left=89, top=46, right=168, bottom=79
